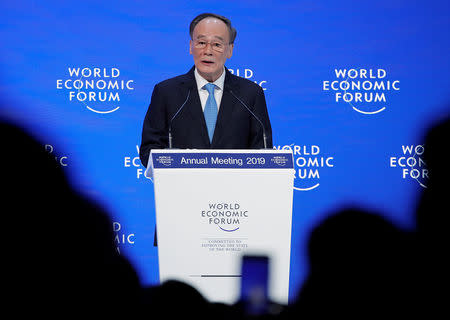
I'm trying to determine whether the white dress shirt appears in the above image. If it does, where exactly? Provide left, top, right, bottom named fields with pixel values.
left=194, top=67, right=225, bottom=111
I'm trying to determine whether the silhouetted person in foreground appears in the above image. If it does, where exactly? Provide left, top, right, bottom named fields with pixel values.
left=3, top=113, right=447, bottom=319
left=142, top=280, right=214, bottom=319
left=141, top=278, right=254, bottom=320
left=284, top=208, right=415, bottom=318
left=416, top=117, right=449, bottom=246
left=1, top=120, right=141, bottom=317
left=415, top=116, right=449, bottom=317
left=284, top=116, right=450, bottom=319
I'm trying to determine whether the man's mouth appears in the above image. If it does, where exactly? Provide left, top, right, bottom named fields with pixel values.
left=201, top=60, right=214, bottom=65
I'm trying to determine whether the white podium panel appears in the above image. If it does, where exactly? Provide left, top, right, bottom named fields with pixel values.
left=150, top=149, right=294, bottom=304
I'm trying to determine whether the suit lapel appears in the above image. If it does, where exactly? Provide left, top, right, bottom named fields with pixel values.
left=212, top=68, right=239, bottom=146
left=179, top=67, right=211, bottom=147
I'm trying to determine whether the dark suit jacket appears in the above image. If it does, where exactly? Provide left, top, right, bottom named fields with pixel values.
left=139, top=66, right=272, bottom=167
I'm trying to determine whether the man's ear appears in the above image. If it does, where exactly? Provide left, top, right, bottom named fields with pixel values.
left=227, top=43, right=234, bottom=59
left=189, top=40, right=193, bottom=55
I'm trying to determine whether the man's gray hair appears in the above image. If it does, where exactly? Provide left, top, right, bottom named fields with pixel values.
left=189, top=13, right=237, bottom=44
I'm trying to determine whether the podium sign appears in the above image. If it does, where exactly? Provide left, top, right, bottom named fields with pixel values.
left=150, top=149, right=294, bottom=304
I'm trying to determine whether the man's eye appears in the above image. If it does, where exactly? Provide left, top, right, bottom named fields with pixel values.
left=213, top=43, right=223, bottom=48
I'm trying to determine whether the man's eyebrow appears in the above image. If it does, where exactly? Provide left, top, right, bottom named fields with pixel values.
left=195, top=35, right=225, bottom=42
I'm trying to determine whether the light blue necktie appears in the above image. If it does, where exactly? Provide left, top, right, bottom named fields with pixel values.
left=203, top=83, right=218, bottom=142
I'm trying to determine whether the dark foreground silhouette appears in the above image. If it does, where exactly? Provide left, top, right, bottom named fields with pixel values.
left=2, top=115, right=448, bottom=319
left=2, top=121, right=141, bottom=317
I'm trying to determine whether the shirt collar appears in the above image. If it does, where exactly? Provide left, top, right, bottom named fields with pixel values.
left=194, top=67, right=225, bottom=91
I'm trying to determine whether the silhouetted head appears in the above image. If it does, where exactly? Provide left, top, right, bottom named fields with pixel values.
left=142, top=280, right=212, bottom=319
left=308, top=208, right=404, bottom=273
left=1, top=120, right=141, bottom=316
left=295, top=207, right=413, bottom=317
left=416, top=116, right=450, bottom=237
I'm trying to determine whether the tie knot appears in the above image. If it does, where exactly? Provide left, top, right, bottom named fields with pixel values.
left=204, top=83, right=216, bottom=95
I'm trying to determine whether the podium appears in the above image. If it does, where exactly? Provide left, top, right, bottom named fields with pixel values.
left=150, top=149, right=294, bottom=304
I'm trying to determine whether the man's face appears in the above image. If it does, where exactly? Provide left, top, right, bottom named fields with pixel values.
left=190, top=17, right=234, bottom=82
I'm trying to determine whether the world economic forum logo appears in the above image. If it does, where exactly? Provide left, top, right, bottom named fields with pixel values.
left=113, top=221, right=135, bottom=255
left=123, top=145, right=151, bottom=180
left=228, top=67, right=267, bottom=90
left=389, top=144, right=428, bottom=188
left=323, top=68, right=400, bottom=115
left=56, top=67, right=134, bottom=114
left=201, top=202, right=248, bottom=232
left=275, top=144, right=334, bottom=191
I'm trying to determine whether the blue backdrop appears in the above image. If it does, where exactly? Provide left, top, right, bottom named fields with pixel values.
left=1, top=0, right=449, bottom=302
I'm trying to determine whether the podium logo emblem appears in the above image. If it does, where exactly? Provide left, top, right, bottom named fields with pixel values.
left=271, top=156, right=289, bottom=167
left=155, top=155, right=174, bottom=167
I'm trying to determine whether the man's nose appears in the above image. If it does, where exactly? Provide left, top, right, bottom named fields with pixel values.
left=204, top=43, right=213, bottom=54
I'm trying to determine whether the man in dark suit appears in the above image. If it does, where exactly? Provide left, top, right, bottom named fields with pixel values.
left=140, top=13, right=272, bottom=168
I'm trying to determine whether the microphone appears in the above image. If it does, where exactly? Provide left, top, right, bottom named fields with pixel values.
left=168, top=90, right=191, bottom=148
left=228, top=89, right=268, bottom=149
